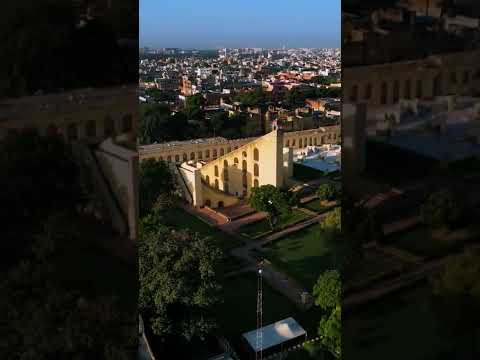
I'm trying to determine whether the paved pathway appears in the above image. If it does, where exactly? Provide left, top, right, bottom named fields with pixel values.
left=227, top=213, right=330, bottom=309
left=260, top=213, right=325, bottom=244
left=344, top=242, right=480, bottom=309
left=220, top=211, right=267, bottom=233
left=179, top=199, right=334, bottom=309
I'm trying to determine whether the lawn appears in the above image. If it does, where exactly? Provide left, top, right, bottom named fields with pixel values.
left=238, top=209, right=311, bottom=239
left=344, top=283, right=480, bottom=360
left=344, top=254, right=405, bottom=293
left=389, top=225, right=463, bottom=258
left=217, top=273, right=324, bottom=355
left=53, top=221, right=137, bottom=309
left=218, top=273, right=300, bottom=337
left=302, top=199, right=337, bottom=214
left=293, top=163, right=325, bottom=182
left=263, top=224, right=339, bottom=290
left=161, top=207, right=244, bottom=250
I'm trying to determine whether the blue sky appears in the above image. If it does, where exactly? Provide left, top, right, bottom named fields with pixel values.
left=140, top=0, right=340, bottom=49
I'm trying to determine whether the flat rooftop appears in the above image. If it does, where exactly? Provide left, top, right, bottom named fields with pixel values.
left=242, top=317, right=306, bottom=352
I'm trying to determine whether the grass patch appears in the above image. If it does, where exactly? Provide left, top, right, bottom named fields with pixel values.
left=263, top=224, right=338, bottom=290
left=53, top=221, right=137, bottom=309
left=302, top=199, right=337, bottom=214
left=344, top=255, right=404, bottom=293
left=389, top=225, right=463, bottom=258
left=162, top=207, right=244, bottom=250
left=344, top=283, right=479, bottom=360
left=218, top=273, right=324, bottom=344
left=293, top=163, right=325, bottom=182
left=238, top=210, right=311, bottom=239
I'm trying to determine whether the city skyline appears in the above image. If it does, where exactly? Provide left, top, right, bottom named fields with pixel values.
left=140, top=0, right=341, bottom=49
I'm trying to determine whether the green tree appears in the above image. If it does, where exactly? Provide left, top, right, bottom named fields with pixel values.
left=0, top=229, right=137, bottom=359
left=432, top=249, right=480, bottom=353
left=421, top=189, right=462, bottom=230
left=313, top=270, right=342, bottom=359
left=318, top=304, right=341, bottom=359
left=0, top=132, right=84, bottom=266
left=249, top=185, right=290, bottom=229
left=313, top=270, right=341, bottom=310
left=139, top=103, right=170, bottom=144
left=321, top=207, right=341, bottom=233
left=138, top=212, right=222, bottom=341
left=209, top=111, right=228, bottom=137
left=139, top=159, right=174, bottom=216
left=317, top=183, right=340, bottom=202
left=184, top=93, right=205, bottom=121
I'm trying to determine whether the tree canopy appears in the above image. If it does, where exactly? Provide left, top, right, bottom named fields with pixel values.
left=421, top=189, right=463, bottom=229
left=317, top=183, right=341, bottom=202
left=321, top=207, right=341, bottom=233
left=249, top=185, right=290, bottom=229
left=313, top=270, right=342, bottom=359
left=138, top=211, right=222, bottom=341
left=139, top=158, right=174, bottom=216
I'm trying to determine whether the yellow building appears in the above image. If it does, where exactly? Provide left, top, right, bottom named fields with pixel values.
left=178, top=130, right=291, bottom=208
left=0, top=86, right=138, bottom=144
left=139, top=126, right=341, bottom=209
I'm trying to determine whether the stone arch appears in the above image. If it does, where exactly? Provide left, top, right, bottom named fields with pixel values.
left=254, top=179, right=259, bottom=188
left=404, top=79, right=411, bottom=99
left=254, top=148, right=259, bottom=161
left=47, top=123, right=58, bottom=137
left=86, top=120, right=96, bottom=137
left=380, top=82, right=388, bottom=105
left=242, top=151, right=247, bottom=158
left=122, top=114, right=133, bottom=132
left=104, top=116, right=115, bottom=136
left=365, top=83, right=372, bottom=100
left=67, top=123, right=78, bottom=141
left=254, top=163, right=259, bottom=177
left=393, top=80, right=400, bottom=103
left=463, top=70, right=469, bottom=84
left=451, top=71, right=457, bottom=84
left=350, top=84, right=358, bottom=102
left=416, top=79, right=423, bottom=99
left=433, top=73, right=442, bottom=97
left=234, top=157, right=239, bottom=167
left=205, top=175, right=210, bottom=185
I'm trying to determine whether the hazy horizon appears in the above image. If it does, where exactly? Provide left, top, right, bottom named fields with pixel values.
left=140, top=0, right=341, bottom=49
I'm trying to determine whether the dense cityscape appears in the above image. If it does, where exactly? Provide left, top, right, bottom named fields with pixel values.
left=137, top=45, right=343, bottom=359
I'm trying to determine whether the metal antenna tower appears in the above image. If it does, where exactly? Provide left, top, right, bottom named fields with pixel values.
left=256, top=260, right=264, bottom=360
